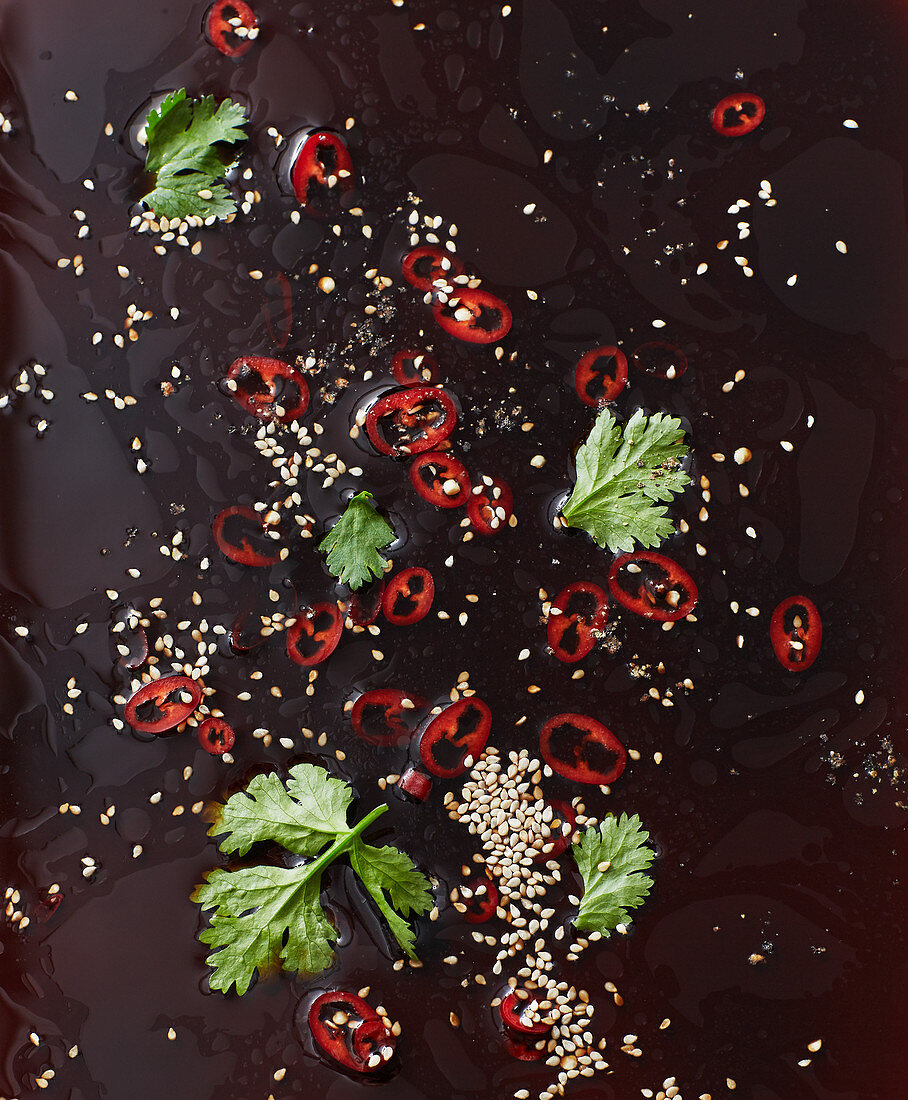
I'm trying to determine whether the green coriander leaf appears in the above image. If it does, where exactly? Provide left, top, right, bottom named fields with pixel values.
left=561, top=407, right=691, bottom=553
left=194, top=866, right=335, bottom=995
left=194, top=764, right=433, bottom=992
left=350, top=840, right=434, bottom=958
left=141, top=89, right=247, bottom=221
left=572, top=813, right=656, bottom=934
left=210, top=762, right=353, bottom=858
left=318, top=491, right=395, bottom=590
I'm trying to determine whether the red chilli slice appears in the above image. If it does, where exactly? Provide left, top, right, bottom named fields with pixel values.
left=770, top=595, right=823, bottom=671
left=197, top=717, right=236, bottom=755
left=308, top=991, right=396, bottom=1075
left=402, top=246, right=465, bottom=291
left=433, top=287, right=512, bottom=344
left=409, top=451, right=471, bottom=508
left=382, top=567, right=435, bottom=625
left=205, top=0, right=258, bottom=58
left=397, top=767, right=433, bottom=802
left=631, top=341, right=688, bottom=381
left=226, top=356, right=309, bottom=423
left=574, top=346, right=628, bottom=406
left=291, top=131, right=355, bottom=214
left=419, top=698, right=492, bottom=778
left=467, top=476, right=513, bottom=534
left=212, top=505, right=281, bottom=566
left=710, top=92, right=766, bottom=136
left=460, top=876, right=499, bottom=923
left=539, top=713, right=627, bottom=787
left=392, top=348, right=440, bottom=387
left=505, top=1034, right=547, bottom=1061
left=124, top=674, right=201, bottom=734
left=351, top=688, right=426, bottom=746
left=499, top=992, right=551, bottom=1036
left=547, top=581, right=609, bottom=663
left=286, top=603, right=343, bottom=666
left=365, top=386, right=458, bottom=457
left=608, top=551, right=698, bottom=622
left=534, top=799, right=576, bottom=861
left=347, top=579, right=385, bottom=626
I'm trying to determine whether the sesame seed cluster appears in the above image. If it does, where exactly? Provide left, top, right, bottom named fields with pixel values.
left=447, top=747, right=614, bottom=1100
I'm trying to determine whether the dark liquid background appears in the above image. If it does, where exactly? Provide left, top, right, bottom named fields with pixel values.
left=0, top=0, right=907, bottom=1097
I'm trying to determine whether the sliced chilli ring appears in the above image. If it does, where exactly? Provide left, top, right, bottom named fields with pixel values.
left=710, top=92, right=766, bottom=136
left=467, top=476, right=513, bottom=535
left=499, top=991, right=551, bottom=1036
left=350, top=688, right=426, bottom=746
left=291, top=131, right=355, bottom=213
left=459, top=876, right=499, bottom=924
left=539, top=712, right=627, bottom=787
left=198, top=717, right=236, bottom=755
left=574, top=346, right=628, bottom=406
left=346, top=580, right=385, bottom=627
left=401, top=246, right=464, bottom=291
left=286, top=603, right=343, bottom=666
left=226, top=355, right=310, bottom=423
left=770, top=595, right=822, bottom=671
left=608, top=551, right=698, bottom=622
left=409, top=451, right=471, bottom=508
left=365, top=386, right=458, bottom=457
left=433, top=287, right=512, bottom=344
left=308, top=991, right=396, bottom=1074
left=391, top=348, right=440, bottom=387
left=419, top=697, right=492, bottom=778
left=205, top=0, right=259, bottom=58
left=535, top=799, right=576, bottom=861
left=547, top=581, right=609, bottom=663
left=124, top=674, right=202, bottom=734
left=631, top=341, right=688, bottom=381
left=212, top=505, right=281, bottom=566
left=382, top=567, right=435, bottom=626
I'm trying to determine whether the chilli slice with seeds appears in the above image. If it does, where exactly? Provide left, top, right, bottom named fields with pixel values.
left=307, top=991, right=397, bottom=1074
left=432, top=287, right=512, bottom=344
left=402, top=246, right=465, bottom=291
left=124, top=675, right=202, bottom=734
left=205, top=0, right=259, bottom=58
left=226, top=355, right=309, bottom=423
left=365, top=387, right=458, bottom=457
left=574, top=346, right=628, bottom=406
left=286, top=603, right=343, bottom=666
left=291, top=131, right=355, bottom=214
left=608, top=552, right=698, bottom=622
left=467, top=475, right=513, bottom=534
left=547, top=581, right=609, bottom=663
left=211, top=505, right=281, bottom=567
left=770, top=595, right=822, bottom=671
left=409, top=451, right=471, bottom=508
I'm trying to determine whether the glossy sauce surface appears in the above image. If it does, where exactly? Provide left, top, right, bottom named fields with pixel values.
left=0, top=1, right=907, bottom=1098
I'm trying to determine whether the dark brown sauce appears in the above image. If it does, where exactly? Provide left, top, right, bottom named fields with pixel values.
left=1, top=0, right=907, bottom=1097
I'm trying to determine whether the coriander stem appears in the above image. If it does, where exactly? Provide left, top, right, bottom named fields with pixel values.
left=303, top=803, right=389, bottom=883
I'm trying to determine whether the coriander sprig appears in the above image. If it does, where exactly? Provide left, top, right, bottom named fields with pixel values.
left=193, top=763, right=432, bottom=994
left=141, top=89, right=247, bottom=222
left=572, top=814, right=656, bottom=934
left=318, top=491, right=395, bottom=590
left=561, top=407, right=691, bottom=552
